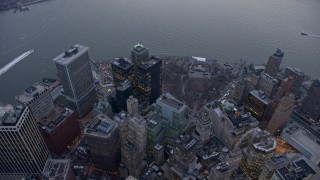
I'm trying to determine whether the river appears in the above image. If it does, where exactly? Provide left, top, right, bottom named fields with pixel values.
left=0, top=0, right=319, bottom=103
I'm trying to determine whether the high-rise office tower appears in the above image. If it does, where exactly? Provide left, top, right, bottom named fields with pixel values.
left=84, top=114, right=121, bottom=172
left=121, top=114, right=147, bottom=176
left=265, top=48, right=284, bottom=76
left=136, top=56, right=162, bottom=104
left=297, top=79, right=320, bottom=124
left=285, top=67, right=305, bottom=96
left=131, top=43, right=149, bottom=66
left=267, top=94, right=295, bottom=134
left=16, top=83, right=55, bottom=121
left=245, top=90, right=271, bottom=121
left=256, top=72, right=279, bottom=98
left=111, top=58, right=134, bottom=86
left=126, top=96, right=139, bottom=116
left=53, top=44, right=97, bottom=118
left=116, top=80, right=133, bottom=112
left=0, top=105, right=49, bottom=175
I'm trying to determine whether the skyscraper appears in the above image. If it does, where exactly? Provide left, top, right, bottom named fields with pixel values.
left=126, top=96, right=139, bottom=116
left=116, top=80, right=133, bottom=112
left=53, top=44, right=97, bottom=118
left=136, top=56, right=162, bottom=104
left=245, top=90, right=271, bottom=121
left=111, top=58, right=134, bottom=86
left=265, top=48, right=284, bottom=76
left=0, top=105, right=49, bottom=175
left=16, top=83, right=55, bottom=121
left=131, top=43, right=149, bottom=65
left=285, top=67, right=305, bottom=96
left=297, top=79, right=320, bottom=124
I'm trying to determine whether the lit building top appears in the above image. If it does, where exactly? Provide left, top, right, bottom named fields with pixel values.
left=0, top=105, right=24, bottom=126
left=16, top=83, right=47, bottom=104
left=249, top=89, right=271, bottom=105
left=157, top=92, right=186, bottom=111
left=42, top=159, right=72, bottom=179
left=252, top=134, right=277, bottom=153
left=112, top=58, right=133, bottom=70
left=138, top=56, right=161, bottom=70
left=38, top=107, right=74, bottom=134
left=84, top=114, right=117, bottom=138
left=132, top=43, right=148, bottom=53
left=53, top=44, right=88, bottom=65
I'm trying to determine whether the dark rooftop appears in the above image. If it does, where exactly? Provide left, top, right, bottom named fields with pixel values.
left=112, top=58, right=133, bottom=70
left=138, top=56, right=161, bottom=70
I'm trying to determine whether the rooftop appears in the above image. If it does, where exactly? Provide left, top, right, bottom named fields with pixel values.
left=53, top=44, right=88, bottom=65
left=154, top=144, right=163, bottom=151
left=260, top=72, right=278, bottom=83
left=276, top=158, right=318, bottom=180
left=132, top=43, right=148, bottom=53
left=0, top=105, right=24, bottom=127
left=112, top=58, right=133, bottom=70
left=138, top=56, right=161, bottom=70
left=286, top=67, right=305, bottom=77
left=38, top=107, right=74, bottom=133
left=116, top=79, right=132, bottom=91
left=157, top=93, right=186, bottom=111
left=249, top=89, right=271, bottom=104
left=84, top=114, right=117, bottom=138
left=43, top=159, right=71, bottom=180
left=147, top=113, right=162, bottom=130
left=272, top=48, right=284, bottom=59
left=16, top=83, right=47, bottom=104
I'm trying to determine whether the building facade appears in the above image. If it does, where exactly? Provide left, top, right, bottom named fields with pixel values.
left=265, top=48, right=284, bottom=76
left=111, top=58, right=134, bottom=86
left=136, top=56, right=162, bottom=104
left=16, top=83, right=55, bottom=121
left=53, top=44, right=97, bottom=118
left=0, top=105, right=49, bottom=175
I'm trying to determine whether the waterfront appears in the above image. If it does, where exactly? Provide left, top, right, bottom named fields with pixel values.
left=0, top=0, right=319, bottom=103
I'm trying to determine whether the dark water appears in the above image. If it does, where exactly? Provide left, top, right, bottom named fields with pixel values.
left=0, top=0, right=319, bottom=103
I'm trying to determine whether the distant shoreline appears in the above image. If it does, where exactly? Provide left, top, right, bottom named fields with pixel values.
left=0, top=0, right=48, bottom=11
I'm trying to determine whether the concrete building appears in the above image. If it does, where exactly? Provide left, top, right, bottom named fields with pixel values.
left=207, top=100, right=259, bottom=149
left=121, top=114, right=147, bottom=177
left=42, top=78, right=62, bottom=101
left=16, top=83, right=54, bottom=121
left=168, top=135, right=198, bottom=177
left=127, top=96, right=139, bottom=116
left=285, top=67, right=305, bottom=96
left=259, top=153, right=320, bottom=180
left=146, top=112, right=165, bottom=153
left=256, top=72, right=279, bottom=98
left=245, top=90, right=271, bottom=121
left=116, top=80, right=133, bottom=112
left=0, top=105, right=49, bottom=176
left=38, top=107, right=80, bottom=154
left=297, top=79, right=320, bottom=124
left=53, top=44, right=97, bottom=118
left=265, top=48, right=284, bottom=76
left=42, top=159, right=75, bottom=180
left=156, top=93, right=188, bottom=143
left=113, top=111, right=129, bottom=143
left=267, top=94, right=295, bottom=134
left=84, top=114, right=121, bottom=172
left=274, top=76, right=294, bottom=100
left=136, top=56, right=162, bottom=104
left=281, top=121, right=320, bottom=165
left=233, top=80, right=246, bottom=105
left=111, top=58, right=134, bottom=86
left=193, top=110, right=212, bottom=144
left=240, top=129, right=277, bottom=179
left=154, top=144, right=165, bottom=165
left=93, top=99, right=113, bottom=118
left=209, top=162, right=233, bottom=180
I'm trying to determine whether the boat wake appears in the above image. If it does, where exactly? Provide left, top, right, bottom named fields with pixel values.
left=0, top=49, right=34, bottom=77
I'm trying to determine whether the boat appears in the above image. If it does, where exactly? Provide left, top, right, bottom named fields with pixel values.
left=0, top=49, right=34, bottom=76
left=301, top=32, right=308, bottom=36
